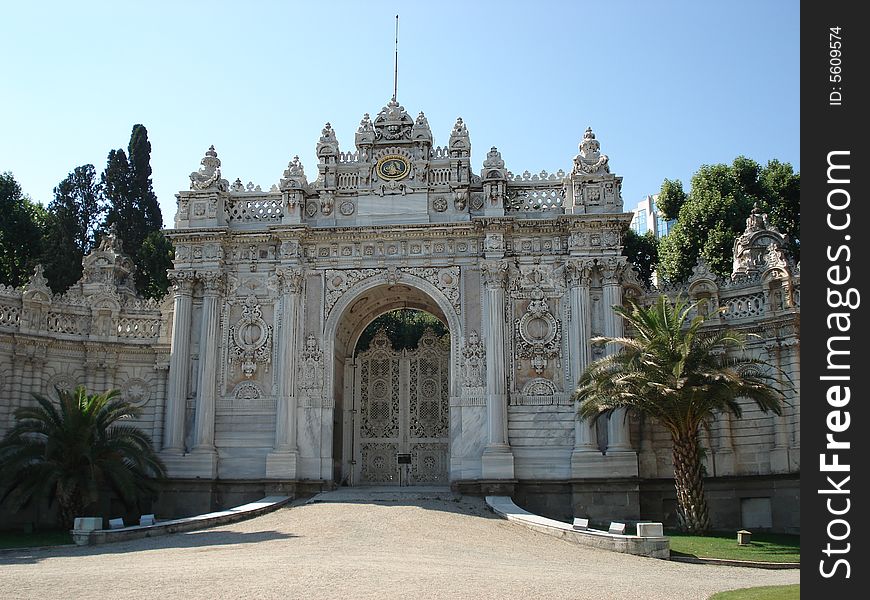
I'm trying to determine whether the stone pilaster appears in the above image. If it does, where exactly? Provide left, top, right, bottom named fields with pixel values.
left=601, top=258, right=637, bottom=475
left=191, top=271, right=224, bottom=476
left=266, top=267, right=304, bottom=479
left=480, top=258, right=514, bottom=479
left=152, top=359, right=170, bottom=451
left=566, top=259, right=606, bottom=476
left=163, top=270, right=195, bottom=454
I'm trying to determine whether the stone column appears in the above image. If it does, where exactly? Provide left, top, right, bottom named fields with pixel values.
left=566, top=259, right=601, bottom=475
left=163, top=270, right=195, bottom=453
left=601, top=260, right=632, bottom=452
left=766, top=339, right=792, bottom=473
left=266, top=267, right=304, bottom=479
left=152, top=360, right=170, bottom=452
left=480, top=257, right=514, bottom=479
left=192, top=272, right=224, bottom=470
left=599, top=259, right=636, bottom=476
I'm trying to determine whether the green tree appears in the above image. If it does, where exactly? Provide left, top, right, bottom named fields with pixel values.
left=656, top=178, right=688, bottom=221
left=356, top=309, right=448, bottom=354
left=136, top=230, right=174, bottom=300
left=622, top=229, right=659, bottom=287
left=102, top=125, right=172, bottom=298
left=657, top=158, right=799, bottom=282
left=573, top=296, right=784, bottom=534
left=41, top=165, right=106, bottom=293
left=0, top=172, right=47, bottom=288
left=0, top=386, right=166, bottom=528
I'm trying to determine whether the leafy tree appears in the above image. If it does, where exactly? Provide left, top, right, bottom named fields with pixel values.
left=0, top=386, right=166, bottom=528
left=0, top=172, right=47, bottom=288
left=136, top=230, right=174, bottom=300
left=656, top=178, right=688, bottom=221
left=657, top=158, right=800, bottom=282
left=102, top=125, right=171, bottom=298
left=356, top=309, right=448, bottom=354
left=622, top=229, right=659, bottom=287
left=573, top=296, right=784, bottom=534
left=41, top=165, right=106, bottom=293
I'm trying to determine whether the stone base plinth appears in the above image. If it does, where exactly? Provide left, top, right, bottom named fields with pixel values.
left=572, top=450, right=637, bottom=478
left=481, top=445, right=515, bottom=479
left=161, top=449, right=218, bottom=479
left=265, top=451, right=298, bottom=479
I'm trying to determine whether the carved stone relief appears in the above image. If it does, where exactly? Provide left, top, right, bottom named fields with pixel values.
left=228, top=295, right=273, bottom=378
left=514, top=287, right=562, bottom=374
left=297, top=334, right=324, bottom=407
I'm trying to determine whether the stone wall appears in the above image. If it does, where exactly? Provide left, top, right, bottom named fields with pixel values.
left=0, top=102, right=799, bottom=531
left=0, top=231, right=170, bottom=443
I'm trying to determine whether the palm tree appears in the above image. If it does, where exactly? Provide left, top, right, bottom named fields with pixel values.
left=0, top=386, right=166, bottom=528
left=573, top=296, right=785, bottom=534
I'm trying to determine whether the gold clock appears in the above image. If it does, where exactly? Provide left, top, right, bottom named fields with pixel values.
left=376, top=155, right=410, bottom=181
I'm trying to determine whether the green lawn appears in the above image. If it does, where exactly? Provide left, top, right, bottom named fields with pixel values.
left=709, top=584, right=799, bottom=600
left=0, top=529, right=73, bottom=549
left=667, top=530, right=799, bottom=562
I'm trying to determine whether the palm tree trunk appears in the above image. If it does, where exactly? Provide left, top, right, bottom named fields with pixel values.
left=671, top=431, right=711, bottom=534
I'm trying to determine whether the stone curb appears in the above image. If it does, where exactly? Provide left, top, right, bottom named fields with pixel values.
left=71, top=495, right=291, bottom=547
left=669, top=556, right=800, bottom=569
left=485, top=495, right=670, bottom=559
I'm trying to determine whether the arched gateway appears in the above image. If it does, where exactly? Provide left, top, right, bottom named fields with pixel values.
left=162, top=98, right=641, bottom=505
left=0, top=97, right=800, bottom=529
left=141, top=98, right=796, bottom=528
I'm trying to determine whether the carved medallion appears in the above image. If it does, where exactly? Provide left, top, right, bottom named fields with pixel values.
left=228, top=296, right=273, bottom=378
left=339, top=200, right=355, bottom=216
left=376, top=155, right=410, bottom=181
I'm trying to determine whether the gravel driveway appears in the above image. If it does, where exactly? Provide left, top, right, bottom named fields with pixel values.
left=0, top=496, right=798, bottom=600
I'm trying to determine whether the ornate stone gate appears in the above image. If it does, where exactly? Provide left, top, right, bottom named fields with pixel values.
left=0, top=95, right=800, bottom=529
left=353, top=329, right=450, bottom=485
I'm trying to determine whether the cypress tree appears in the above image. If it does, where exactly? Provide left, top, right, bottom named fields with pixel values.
left=0, top=172, right=46, bottom=288
left=101, top=125, right=172, bottom=299
left=41, top=165, right=105, bottom=293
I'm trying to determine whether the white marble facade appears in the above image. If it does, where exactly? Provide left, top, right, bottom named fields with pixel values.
left=0, top=100, right=800, bottom=492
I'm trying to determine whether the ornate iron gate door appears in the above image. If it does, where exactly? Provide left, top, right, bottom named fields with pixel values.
left=355, top=329, right=449, bottom=485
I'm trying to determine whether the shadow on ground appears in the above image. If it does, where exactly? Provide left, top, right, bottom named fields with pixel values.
left=0, top=529, right=298, bottom=565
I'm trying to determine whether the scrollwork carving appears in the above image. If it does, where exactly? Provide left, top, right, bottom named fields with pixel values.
left=228, top=295, right=273, bottom=378
left=460, top=330, right=486, bottom=389
left=515, top=287, right=562, bottom=374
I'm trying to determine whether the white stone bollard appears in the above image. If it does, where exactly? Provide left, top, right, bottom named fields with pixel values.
left=636, top=522, right=664, bottom=537
left=108, top=518, right=125, bottom=529
left=139, top=514, right=156, bottom=526
left=608, top=522, right=627, bottom=535
left=73, top=517, right=103, bottom=532
left=572, top=517, right=589, bottom=530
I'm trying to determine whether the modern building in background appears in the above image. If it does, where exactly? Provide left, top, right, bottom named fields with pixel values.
left=630, top=194, right=675, bottom=238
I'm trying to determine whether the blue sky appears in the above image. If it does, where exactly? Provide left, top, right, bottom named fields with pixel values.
left=1, top=1, right=799, bottom=228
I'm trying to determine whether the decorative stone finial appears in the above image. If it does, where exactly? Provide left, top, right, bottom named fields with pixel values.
left=449, top=117, right=470, bottom=157
left=572, top=127, right=609, bottom=176
left=98, top=222, right=123, bottom=253
left=355, top=113, right=375, bottom=147
left=372, top=100, right=413, bottom=142
left=483, top=147, right=505, bottom=170
left=732, top=204, right=791, bottom=278
left=280, top=155, right=308, bottom=190
left=190, top=145, right=229, bottom=191
left=316, top=122, right=339, bottom=158
left=411, top=111, right=432, bottom=142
